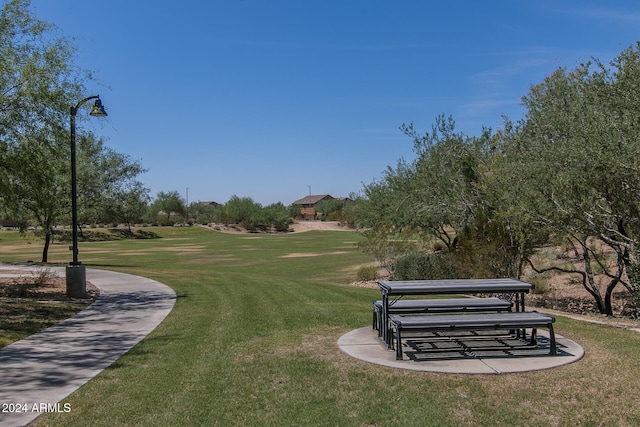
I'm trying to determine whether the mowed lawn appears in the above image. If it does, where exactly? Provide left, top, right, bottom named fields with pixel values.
left=1, top=227, right=640, bottom=426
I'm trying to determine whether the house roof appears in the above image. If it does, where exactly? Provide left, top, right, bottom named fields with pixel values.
left=292, top=194, right=333, bottom=205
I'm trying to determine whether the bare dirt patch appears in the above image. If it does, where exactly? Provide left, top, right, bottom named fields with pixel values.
left=0, top=268, right=99, bottom=301
left=289, top=221, right=353, bottom=232
left=280, top=251, right=348, bottom=259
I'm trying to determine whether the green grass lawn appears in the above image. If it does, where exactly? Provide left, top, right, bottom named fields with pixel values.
left=1, top=227, right=640, bottom=426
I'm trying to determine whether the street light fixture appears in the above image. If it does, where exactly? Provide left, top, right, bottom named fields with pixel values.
left=66, top=95, right=108, bottom=298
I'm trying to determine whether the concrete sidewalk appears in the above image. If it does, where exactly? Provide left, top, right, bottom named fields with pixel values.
left=0, top=265, right=176, bottom=427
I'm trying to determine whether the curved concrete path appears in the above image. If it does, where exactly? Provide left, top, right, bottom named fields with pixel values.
left=0, top=265, right=176, bottom=427
left=339, top=326, right=584, bottom=374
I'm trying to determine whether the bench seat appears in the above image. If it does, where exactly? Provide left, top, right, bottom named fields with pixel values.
left=389, top=311, right=556, bottom=360
left=372, top=297, right=513, bottom=332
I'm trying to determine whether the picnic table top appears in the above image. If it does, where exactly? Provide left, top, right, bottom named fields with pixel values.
left=377, top=278, right=534, bottom=295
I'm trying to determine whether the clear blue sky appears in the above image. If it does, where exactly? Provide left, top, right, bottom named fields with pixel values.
left=30, top=0, right=640, bottom=206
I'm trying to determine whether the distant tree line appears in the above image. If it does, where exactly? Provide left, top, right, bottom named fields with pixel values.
left=353, top=43, right=640, bottom=316
left=146, top=193, right=293, bottom=233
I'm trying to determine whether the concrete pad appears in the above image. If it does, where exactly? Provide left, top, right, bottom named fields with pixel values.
left=0, top=265, right=176, bottom=427
left=338, top=327, right=584, bottom=374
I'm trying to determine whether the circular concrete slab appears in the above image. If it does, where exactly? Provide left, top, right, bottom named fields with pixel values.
left=338, top=327, right=584, bottom=374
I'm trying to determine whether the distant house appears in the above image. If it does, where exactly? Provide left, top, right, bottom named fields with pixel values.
left=0, top=219, right=20, bottom=230
left=292, top=194, right=334, bottom=220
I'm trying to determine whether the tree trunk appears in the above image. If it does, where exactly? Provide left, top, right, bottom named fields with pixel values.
left=603, top=246, right=626, bottom=317
left=41, top=229, right=51, bottom=263
left=581, top=245, right=608, bottom=314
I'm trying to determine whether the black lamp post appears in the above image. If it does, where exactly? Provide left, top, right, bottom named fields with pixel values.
left=66, top=95, right=107, bottom=298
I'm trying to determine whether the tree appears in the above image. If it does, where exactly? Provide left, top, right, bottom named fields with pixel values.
left=147, top=191, right=185, bottom=225
left=0, top=129, right=68, bottom=261
left=358, top=163, right=426, bottom=271
left=223, top=195, right=263, bottom=231
left=104, top=181, right=150, bottom=231
left=0, top=0, right=84, bottom=143
left=187, top=202, right=219, bottom=225
left=314, top=199, right=344, bottom=220
left=76, top=132, right=147, bottom=228
left=358, top=115, right=535, bottom=278
left=493, top=43, right=640, bottom=314
left=399, top=115, right=489, bottom=250
left=0, top=130, right=148, bottom=261
left=287, top=203, right=301, bottom=220
left=340, top=192, right=363, bottom=228
left=0, top=0, right=81, bottom=262
left=263, top=202, right=290, bottom=231
left=0, top=1, right=149, bottom=261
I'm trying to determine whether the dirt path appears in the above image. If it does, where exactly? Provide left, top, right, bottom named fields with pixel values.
left=289, top=221, right=353, bottom=232
left=209, top=221, right=354, bottom=234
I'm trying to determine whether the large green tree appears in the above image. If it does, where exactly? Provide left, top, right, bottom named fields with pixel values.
left=263, top=202, right=290, bottom=231
left=0, top=0, right=82, bottom=261
left=0, top=0, right=148, bottom=261
left=146, top=191, right=185, bottom=225
left=399, top=115, right=490, bottom=250
left=223, top=195, right=264, bottom=231
left=493, top=43, right=640, bottom=314
left=358, top=43, right=640, bottom=314
left=359, top=115, right=536, bottom=278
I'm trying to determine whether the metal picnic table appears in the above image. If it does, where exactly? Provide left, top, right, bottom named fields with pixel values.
left=376, top=278, right=535, bottom=347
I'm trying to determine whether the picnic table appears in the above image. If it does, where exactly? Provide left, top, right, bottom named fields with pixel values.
left=376, top=279, right=535, bottom=347
left=388, top=311, right=556, bottom=360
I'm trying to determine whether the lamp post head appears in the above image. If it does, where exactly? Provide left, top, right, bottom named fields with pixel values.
left=89, top=98, right=108, bottom=117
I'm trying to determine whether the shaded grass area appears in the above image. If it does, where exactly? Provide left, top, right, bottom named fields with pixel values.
left=0, top=300, right=92, bottom=347
left=51, top=228, right=162, bottom=242
left=0, top=265, right=98, bottom=347
left=1, top=227, right=640, bottom=426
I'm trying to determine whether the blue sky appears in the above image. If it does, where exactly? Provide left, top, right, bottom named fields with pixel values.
left=30, top=1, right=640, bottom=206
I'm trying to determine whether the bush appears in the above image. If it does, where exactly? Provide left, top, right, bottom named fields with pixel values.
left=392, top=252, right=458, bottom=280
left=356, top=265, right=378, bottom=281
left=526, top=275, right=550, bottom=295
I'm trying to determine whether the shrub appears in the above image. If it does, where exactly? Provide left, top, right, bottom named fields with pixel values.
left=431, top=240, right=447, bottom=252
left=2, top=267, right=57, bottom=298
left=356, top=265, right=378, bottom=281
left=526, top=275, right=550, bottom=295
left=31, top=267, right=57, bottom=286
left=392, top=252, right=458, bottom=280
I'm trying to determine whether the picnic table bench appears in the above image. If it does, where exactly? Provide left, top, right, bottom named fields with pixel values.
left=377, top=279, right=534, bottom=346
left=389, top=311, right=556, bottom=360
left=372, top=297, right=513, bottom=332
